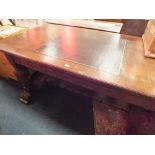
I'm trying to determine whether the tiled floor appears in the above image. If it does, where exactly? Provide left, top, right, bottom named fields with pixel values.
left=0, top=77, right=94, bottom=135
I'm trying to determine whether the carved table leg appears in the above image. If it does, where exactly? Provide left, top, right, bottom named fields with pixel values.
left=15, top=65, right=31, bottom=104
left=93, top=94, right=129, bottom=135
left=5, top=54, right=31, bottom=104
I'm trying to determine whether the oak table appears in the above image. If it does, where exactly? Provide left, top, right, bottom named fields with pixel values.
left=0, top=24, right=155, bottom=134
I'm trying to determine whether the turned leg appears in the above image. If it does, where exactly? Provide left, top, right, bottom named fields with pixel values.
left=93, top=94, right=129, bottom=135
left=4, top=53, right=31, bottom=104
left=14, top=65, right=31, bottom=104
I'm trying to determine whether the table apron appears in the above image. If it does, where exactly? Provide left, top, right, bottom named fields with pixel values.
left=13, top=55, right=155, bottom=112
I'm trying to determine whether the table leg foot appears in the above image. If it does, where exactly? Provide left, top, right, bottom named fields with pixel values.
left=4, top=54, right=32, bottom=104
left=14, top=65, right=31, bottom=104
left=20, top=90, right=31, bottom=104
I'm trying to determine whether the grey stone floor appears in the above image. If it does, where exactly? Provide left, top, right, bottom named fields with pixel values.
left=0, top=77, right=94, bottom=135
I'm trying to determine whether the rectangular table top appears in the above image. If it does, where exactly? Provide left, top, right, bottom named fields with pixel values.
left=0, top=23, right=155, bottom=110
left=36, top=24, right=126, bottom=75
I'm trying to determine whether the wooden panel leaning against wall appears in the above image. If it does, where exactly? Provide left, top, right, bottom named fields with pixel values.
left=0, top=24, right=28, bottom=81
left=0, top=50, right=17, bottom=80
left=142, top=20, right=155, bottom=58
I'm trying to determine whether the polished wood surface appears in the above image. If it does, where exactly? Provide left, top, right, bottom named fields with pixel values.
left=0, top=23, right=155, bottom=111
left=36, top=25, right=125, bottom=75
